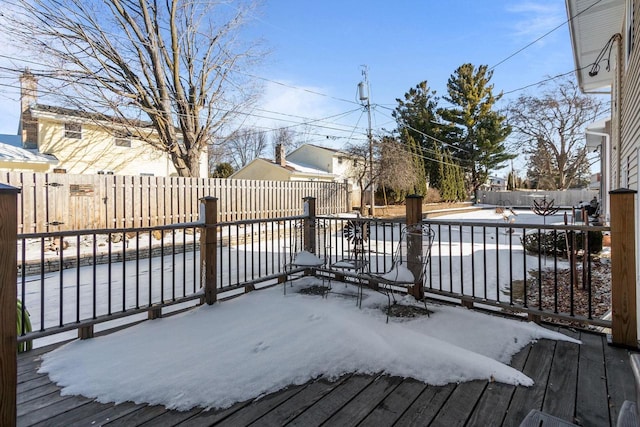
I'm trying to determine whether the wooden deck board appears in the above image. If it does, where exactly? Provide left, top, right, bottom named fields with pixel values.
left=249, top=376, right=349, bottom=426
left=286, top=375, right=375, bottom=426
left=575, top=332, right=609, bottom=426
left=466, top=344, right=530, bottom=426
left=501, top=338, right=556, bottom=426
left=174, top=400, right=251, bottom=427
left=213, top=383, right=307, bottom=426
left=66, top=402, right=143, bottom=427
left=14, top=328, right=636, bottom=427
left=101, top=404, right=168, bottom=426
left=603, top=341, right=636, bottom=426
left=358, top=378, right=428, bottom=425
left=17, top=395, right=92, bottom=426
left=430, top=380, right=487, bottom=426
left=541, top=329, right=580, bottom=423
left=322, top=375, right=403, bottom=426
left=392, top=383, right=456, bottom=425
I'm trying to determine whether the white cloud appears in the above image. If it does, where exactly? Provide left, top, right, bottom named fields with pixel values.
left=506, top=1, right=566, bottom=43
left=247, top=80, right=367, bottom=147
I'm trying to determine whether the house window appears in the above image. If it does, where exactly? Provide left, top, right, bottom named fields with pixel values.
left=64, top=123, right=82, bottom=139
left=115, top=130, right=132, bottom=147
left=338, top=157, right=343, bottom=164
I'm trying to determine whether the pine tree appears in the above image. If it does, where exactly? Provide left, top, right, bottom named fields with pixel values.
left=439, top=64, right=514, bottom=194
left=394, top=81, right=443, bottom=186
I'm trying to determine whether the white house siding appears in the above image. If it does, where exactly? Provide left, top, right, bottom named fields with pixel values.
left=620, top=0, right=640, bottom=191
left=619, top=0, right=640, bottom=338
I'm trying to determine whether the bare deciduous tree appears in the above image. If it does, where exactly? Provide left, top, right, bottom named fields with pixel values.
left=377, top=136, right=421, bottom=197
left=4, top=0, right=263, bottom=177
left=271, top=128, right=300, bottom=151
left=225, top=128, right=268, bottom=170
left=506, top=78, right=605, bottom=190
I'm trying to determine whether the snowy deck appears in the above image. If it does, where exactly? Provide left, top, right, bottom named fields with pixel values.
left=17, top=328, right=634, bottom=427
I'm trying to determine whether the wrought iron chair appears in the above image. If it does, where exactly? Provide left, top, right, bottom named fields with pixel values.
left=283, top=223, right=327, bottom=295
left=361, top=223, right=435, bottom=322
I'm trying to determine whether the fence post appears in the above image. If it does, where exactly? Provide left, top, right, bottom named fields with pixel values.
left=303, top=197, right=316, bottom=254
left=0, top=184, right=19, bottom=427
left=200, top=197, right=218, bottom=305
left=610, top=188, right=638, bottom=348
left=406, top=195, right=424, bottom=300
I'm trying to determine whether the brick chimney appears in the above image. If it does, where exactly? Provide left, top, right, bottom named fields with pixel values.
left=19, top=70, right=38, bottom=149
left=275, top=143, right=286, bottom=167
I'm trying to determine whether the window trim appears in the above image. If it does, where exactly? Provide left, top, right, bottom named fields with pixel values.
left=114, top=130, right=132, bottom=148
left=64, top=123, right=82, bottom=139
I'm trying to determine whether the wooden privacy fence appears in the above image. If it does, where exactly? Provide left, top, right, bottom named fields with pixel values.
left=0, top=172, right=349, bottom=233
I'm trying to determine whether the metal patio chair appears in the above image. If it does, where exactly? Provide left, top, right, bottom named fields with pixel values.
left=283, top=223, right=327, bottom=295
left=361, top=223, right=435, bottom=322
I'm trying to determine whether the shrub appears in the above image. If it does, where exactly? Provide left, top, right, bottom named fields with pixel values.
left=17, top=299, right=32, bottom=353
left=424, top=188, right=441, bottom=204
left=521, top=230, right=603, bottom=257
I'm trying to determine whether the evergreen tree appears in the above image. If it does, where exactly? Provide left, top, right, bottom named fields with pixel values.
left=393, top=81, right=443, bottom=186
left=211, top=162, right=234, bottom=178
left=439, top=64, right=514, bottom=194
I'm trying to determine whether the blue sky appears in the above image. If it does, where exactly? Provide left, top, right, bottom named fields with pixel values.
left=247, top=0, right=575, bottom=171
left=0, top=1, right=577, bottom=173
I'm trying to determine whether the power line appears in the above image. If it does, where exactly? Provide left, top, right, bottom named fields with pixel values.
left=489, top=0, right=604, bottom=70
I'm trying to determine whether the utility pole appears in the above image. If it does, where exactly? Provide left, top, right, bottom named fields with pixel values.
left=358, top=66, right=374, bottom=216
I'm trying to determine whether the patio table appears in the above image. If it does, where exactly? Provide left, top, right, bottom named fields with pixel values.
left=328, top=258, right=368, bottom=306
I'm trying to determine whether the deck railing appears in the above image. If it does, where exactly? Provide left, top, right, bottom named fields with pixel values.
left=2, top=190, right=636, bottom=427
left=14, top=197, right=618, bottom=346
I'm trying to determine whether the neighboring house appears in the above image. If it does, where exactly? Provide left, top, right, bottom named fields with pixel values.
left=231, top=144, right=362, bottom=207
left=480, top=176, right=508, bottom=192
left=0, top=134, right=56, bottom=172
left=566, top=0, right=639, bottom=331
left=3, top=71, right=206, bottom=177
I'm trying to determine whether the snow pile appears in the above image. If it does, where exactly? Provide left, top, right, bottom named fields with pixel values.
left=40, top=278, right=579, bottom=411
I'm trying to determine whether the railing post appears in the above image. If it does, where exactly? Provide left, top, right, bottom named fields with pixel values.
left=200, top=197, right=218, bottom=305
left=610, top=189, right=638, bottom=348
left=303, top=197, right=316, bottom=254
left=406, top=195, right=423, bottom=300
left=0, top=184, right=20, bottom=427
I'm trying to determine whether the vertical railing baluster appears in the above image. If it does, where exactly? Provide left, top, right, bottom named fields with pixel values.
left=75, top=235, right=82, bottom=321
left=107, top=233, right=112, bottom=314
left=537, top=228, right=542, bottom=311
left=459, top=224, right=464, bottom=296
left=59, top=236, right=64, bottom=327
left=148, top=230, right=152, bottom=306
left=495, top=226, right=499, bottom=303
left=136, top=231, right=140, bottom=308
left=40, top=237, right=45, bottom=331
left=482, top=227, right=487, bottom=297
left=553, top=229, right=558, bottom=314
left=471, top=225, right=476, bottom=298
left=122, top=232, right=126, bottom=312
left=172, top=229, right=176, bottom=301
left=92, top=233, right=97, bottom=317
left=523, top=227, right=527, bottom=308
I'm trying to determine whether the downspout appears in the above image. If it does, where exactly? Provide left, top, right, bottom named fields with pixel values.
left=614, top=33, right=623, bottom=188
left=585, top=130, right=610, bottom=223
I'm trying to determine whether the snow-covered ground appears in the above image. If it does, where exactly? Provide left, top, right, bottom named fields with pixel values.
left=39, top=277, right=580, bottom=411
